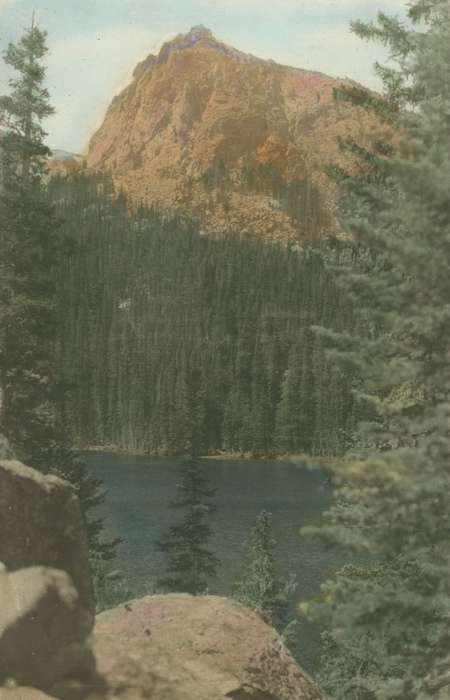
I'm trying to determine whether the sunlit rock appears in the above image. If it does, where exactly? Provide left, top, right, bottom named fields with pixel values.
left=79, top=594, right=323, bottom=699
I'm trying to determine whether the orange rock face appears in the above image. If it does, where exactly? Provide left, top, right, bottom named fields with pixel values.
left=86, top=26, right=386, bottom=241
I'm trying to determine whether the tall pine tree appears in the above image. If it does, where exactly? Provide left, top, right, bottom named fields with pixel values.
left=303, top=2, right=450, bottom=697
left=0, top=20, right=58, bottom=464
left=0, top=22, right=118, bottom=579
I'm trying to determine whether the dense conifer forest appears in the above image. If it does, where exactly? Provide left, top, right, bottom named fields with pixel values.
left=49, top=173, right=355, bottom=456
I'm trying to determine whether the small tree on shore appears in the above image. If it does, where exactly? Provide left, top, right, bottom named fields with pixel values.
left=233, top=510, right=296, bottom=630
left=157, top=453, right=219, bottom=594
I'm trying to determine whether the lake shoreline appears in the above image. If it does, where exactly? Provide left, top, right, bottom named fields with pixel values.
left=81, top=445, right=336, bottom=467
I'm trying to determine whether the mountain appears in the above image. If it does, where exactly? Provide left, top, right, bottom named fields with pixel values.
left=51, top=149, right=83, bottom=162
left=86, top=26, right=386, bottom=241
left=48, top=149, right=84, bottom=175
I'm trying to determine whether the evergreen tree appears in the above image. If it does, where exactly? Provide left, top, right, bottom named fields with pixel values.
left=48, top=444, right=119, bottom=564
left=49, top=171, right=355, bottom=458
left=303, top=2, right=450, bottom=697
left=275, top=346, right=304, bottom=453
left=233, top=510, right=296, bottom=630
left=0, top=24, right=118, bottom=584
left=178, top=367, right=206, bottom=456
left=157, top=454, right=220, bottom=595
left=0, top=20, right=58, bottom=463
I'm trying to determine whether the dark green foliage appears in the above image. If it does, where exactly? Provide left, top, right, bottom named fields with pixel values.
left=275, top=331, right=315, bottom=454
left=48, top=443, right=120, bottom=564
left=0, top=24, right=118, bottom=589
left=303, top=2, right=450, bottom=697
left=49, top=173, right=355, bottom=457
left=0, top=23, right=58, bottom=464
left=157, top=455, right=219, bottom=595
left=177, top=368, right=207, bottom=456
left=233, top=510, right=297, bottom=632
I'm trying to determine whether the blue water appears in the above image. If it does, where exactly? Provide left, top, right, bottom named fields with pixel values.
left=86, top=453, right=346, bottom=671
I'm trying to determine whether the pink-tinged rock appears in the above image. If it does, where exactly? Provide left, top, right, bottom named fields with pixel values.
left=86, top=594, right=323, bottom=699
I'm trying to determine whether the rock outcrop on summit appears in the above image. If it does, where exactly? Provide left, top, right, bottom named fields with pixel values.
left=86, top=26, right=387, bottom=241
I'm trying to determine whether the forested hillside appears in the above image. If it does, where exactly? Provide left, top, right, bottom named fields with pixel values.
left=51, top=173, right=356, bottom=456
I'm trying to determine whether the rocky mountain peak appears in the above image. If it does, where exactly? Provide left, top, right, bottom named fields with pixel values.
left=87, top=29, right=389, bottom=241
left=156, top=24, right=226, bottom=64
left=183, top=24, right=215, bottom=42
left=133, top=25, right=241, bottom=80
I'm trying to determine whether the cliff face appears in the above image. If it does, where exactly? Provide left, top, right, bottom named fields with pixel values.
left=86, top=26, right=386, bottom=241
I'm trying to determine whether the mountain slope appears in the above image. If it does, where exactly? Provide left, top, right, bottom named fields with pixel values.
left=86, top=26, right=385, bottom=240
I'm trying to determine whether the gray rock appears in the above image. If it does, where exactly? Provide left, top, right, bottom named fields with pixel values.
left=0, top=567, right=94, bottom=689
left=0, top=460, right=94, bottom=616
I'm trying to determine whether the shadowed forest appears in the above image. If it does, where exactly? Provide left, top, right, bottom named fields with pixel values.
left=51, top=174, right=355, bottom=456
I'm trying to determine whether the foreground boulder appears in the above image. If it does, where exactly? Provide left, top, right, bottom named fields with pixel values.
left=0, top=566, right=94, bottom=689
left=79, top=594, right=322, bottom=700
left=0, top=687, right=58, bottom=700
left=0, top=460, right=93, bottom=615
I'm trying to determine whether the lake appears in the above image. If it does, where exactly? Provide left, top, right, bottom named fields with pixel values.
left=86, top=452, right=347, bottom=672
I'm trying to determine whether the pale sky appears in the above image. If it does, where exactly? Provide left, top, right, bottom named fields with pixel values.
left=0, top=0, right=408, bottom=152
